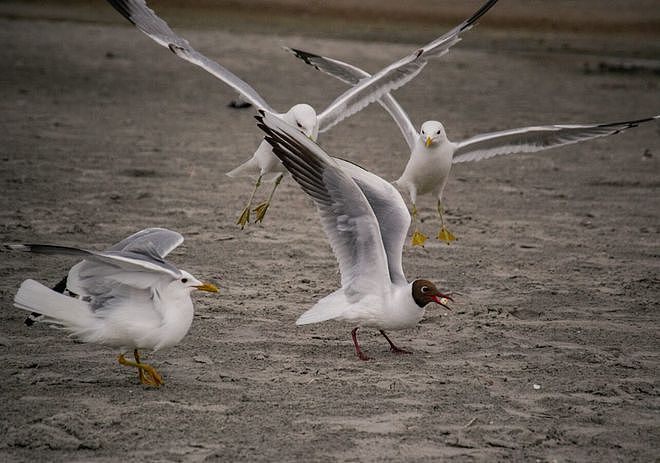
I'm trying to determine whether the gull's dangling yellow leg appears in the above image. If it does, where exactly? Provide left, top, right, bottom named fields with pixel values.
left=237, top=174, right=262, bottom=229
left=253, top=173, right=283, bottom=223
left=118, top=350, right=164, bottom=387
left=411, top=204, right=428, bottom=247
left=436, top=200, right=456, bottom=244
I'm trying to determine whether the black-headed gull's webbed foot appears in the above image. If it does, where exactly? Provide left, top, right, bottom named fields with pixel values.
left=380, top=330, right=412, bottom=354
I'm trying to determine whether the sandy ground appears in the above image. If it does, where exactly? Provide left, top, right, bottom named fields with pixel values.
left=1, top=1, right=659, bottom=461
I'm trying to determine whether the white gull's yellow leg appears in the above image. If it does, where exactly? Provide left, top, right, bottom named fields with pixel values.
left=253, top=173, right=283, bottom=223
left=436, top=200, right=456, bottom=244
left=411, top=204, right=428, bottom=247
left=237, top=174, right=262, bottom=229
left=118, top=350, right=164, bottom=387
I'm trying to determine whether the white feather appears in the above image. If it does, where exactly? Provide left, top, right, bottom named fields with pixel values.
left=14, top=279, right=94, bottom=329
left=296, top=290, right=350, bottom=325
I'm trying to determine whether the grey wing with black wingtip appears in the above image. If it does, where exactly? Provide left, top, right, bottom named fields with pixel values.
left=333, top=158, right=411, bottom=286
left=315, top=0, right=499, bottom=133
left=106, top=0, right=276, bottom=112
left=452, top=115, right=660, bottom=163
left=5, top=243, right=181, bottom=278
left=285, top=47, right=418, bottom=151
left=256, top=111, right=394, bottom=296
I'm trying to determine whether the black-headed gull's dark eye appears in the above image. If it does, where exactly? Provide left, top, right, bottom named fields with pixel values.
left=421, top=286, right=429, bottom=293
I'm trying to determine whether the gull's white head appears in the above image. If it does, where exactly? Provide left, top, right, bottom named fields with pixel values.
left=170, top=270, right=218, bottom=294
left=285, top=104, right=319, bottom=141
left=420, top=121, right=446, bottom=148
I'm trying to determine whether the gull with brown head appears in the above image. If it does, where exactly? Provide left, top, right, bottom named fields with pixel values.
left=256, top=111, right=452, bottom=360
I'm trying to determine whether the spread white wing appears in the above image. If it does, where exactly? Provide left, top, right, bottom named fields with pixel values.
left=7, top=244, right=180, bottom=277
left=285, top=47, right=417, bottom=151
left=256, top=112, right=394, bottom=297
left=6, top=242, right=182, bottom=307
left=108, top=227, right=183, bottom=257
left=452, top=115, right=660, bottom=163
left=333, top=158, right=411, bottom=286
left=105, top=0, right=276, bottom=112
left=315, top=0, right=498, bottom=133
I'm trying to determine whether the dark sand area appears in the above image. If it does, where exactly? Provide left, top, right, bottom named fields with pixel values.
left=0, top=1, right=659, bottom=461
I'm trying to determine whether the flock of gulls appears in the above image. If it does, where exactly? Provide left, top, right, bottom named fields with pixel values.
left=5, top=0, right=658, bottom=386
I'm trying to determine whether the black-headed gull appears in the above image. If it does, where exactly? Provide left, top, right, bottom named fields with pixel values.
left=287, top=47, right=660, bottom=246
left=256, top=111, right=452, bottom=360
left=5, top=228, right=218, bottom=387
left=105, top=0, right=498, bottom=228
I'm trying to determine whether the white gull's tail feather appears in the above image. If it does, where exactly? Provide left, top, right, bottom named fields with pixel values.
left=226, top=158, right=258, bottom=178
left=296, top=289, right=349, bottom=325
left=14, top=279, right=94, bottom=329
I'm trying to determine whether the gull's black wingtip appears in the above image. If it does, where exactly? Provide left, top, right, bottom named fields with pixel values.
left=24, top=275, right=68, bottom=327
left=461, top=0, right=499, bottom=30
left=598, top=114, right=660, bottom=129
left=228, top=100, right=252, bottom=109
left=262, top=134, right=281, bottom=153
left=286, top=47, right=320, bottom=63
left=255, top=120, right=267, bottom=132
left=254, top=109, right=267, bottom=124
left=106, top=0, right=140, bottom=27
left=255, top=119, right=276, bottom=143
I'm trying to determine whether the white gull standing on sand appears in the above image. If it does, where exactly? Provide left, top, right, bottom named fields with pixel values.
left=287, top=47, right=660, bottom=246
left=5, top=228, right=218, bottom=387
left=105, top=0, right=498, bottom=228
left=256, top=111, right=452, bottom=360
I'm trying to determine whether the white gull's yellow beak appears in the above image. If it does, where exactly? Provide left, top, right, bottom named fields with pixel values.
left=425, top=137, right=433, bottom=148
left=195, top=282, right=219, bottom=293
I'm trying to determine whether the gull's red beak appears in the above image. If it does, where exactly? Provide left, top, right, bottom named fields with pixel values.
left=432, top=292, right=453, bottom=311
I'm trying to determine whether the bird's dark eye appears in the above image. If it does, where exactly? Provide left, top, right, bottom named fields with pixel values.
left=181, top=278, right=189, bottom=283
left=421, top=130, right=425, bottom=135
left=296, top=122, right=303, bottom=128
left=436, top=130, right=441, bottom=134
left=421, top=286, right=429, bottom=293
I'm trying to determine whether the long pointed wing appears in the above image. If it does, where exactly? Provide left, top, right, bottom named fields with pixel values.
left=452, top=115, right=660, bottom=163
left=5, top=244, right=181, bottom=279
left=255, top=112, right=392, bottom=296
left=105, top=0, right=275, bottom=112
left=315, top=0, right=498, bottom=133
left=286, top=47, right=418, bottom=151
left=333, top=158, right=410, bottom=286
left=108, top=227, right=183, bottom=257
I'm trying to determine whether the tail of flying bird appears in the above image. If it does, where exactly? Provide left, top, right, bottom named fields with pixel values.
left=226, top=158, right=259, bottom=178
